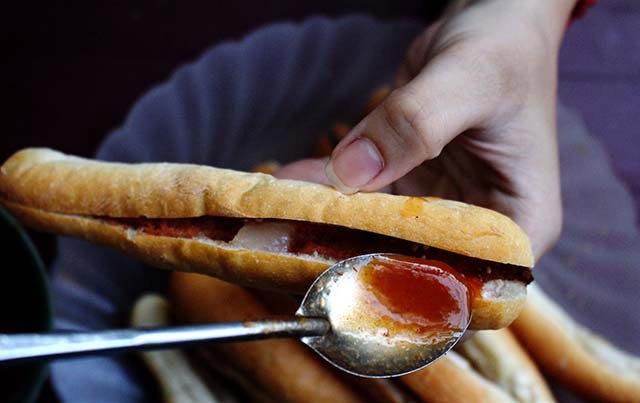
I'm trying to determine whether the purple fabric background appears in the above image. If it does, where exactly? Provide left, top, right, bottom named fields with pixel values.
left=536, top=103, right=640, bottom=403
left=559, top=0, right=640, bottom=224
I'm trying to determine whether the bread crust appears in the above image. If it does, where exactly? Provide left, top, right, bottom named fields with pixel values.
left=510, top=285, right=640, bottom=403
left=5, top=201, right=525, bottom=330
left=0, top=148, right=533, bottom=267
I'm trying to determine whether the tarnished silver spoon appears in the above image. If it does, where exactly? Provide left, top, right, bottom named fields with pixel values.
left=0, top=253, right=471, bottom=377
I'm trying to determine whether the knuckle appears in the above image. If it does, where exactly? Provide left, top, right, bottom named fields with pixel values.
left=381, top=92, right=444, bottom=160
left=381, top=93, right=417, bottom=142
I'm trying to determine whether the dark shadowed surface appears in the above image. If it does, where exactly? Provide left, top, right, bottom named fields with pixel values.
left=0, top=207, right=51, bottom=403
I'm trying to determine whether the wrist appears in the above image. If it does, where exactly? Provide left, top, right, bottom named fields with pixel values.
left=495, top=0, right=576, bottom=49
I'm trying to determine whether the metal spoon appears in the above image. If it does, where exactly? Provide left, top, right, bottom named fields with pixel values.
left=0, top=253, right=470, bottom=377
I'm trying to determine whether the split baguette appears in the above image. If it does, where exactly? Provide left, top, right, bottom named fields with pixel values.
left=0, top=148, right=534, bottom=329
left=510, top=284, right=640, bottom=403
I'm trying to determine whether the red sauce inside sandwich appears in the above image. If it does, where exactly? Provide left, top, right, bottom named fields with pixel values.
left=103, top=216, right=533, bottom=286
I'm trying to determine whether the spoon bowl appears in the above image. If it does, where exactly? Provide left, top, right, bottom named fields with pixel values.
left=298, top=253, right=471, bottom=377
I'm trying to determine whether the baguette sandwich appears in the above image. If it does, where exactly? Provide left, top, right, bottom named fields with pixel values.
left=0, top=147, right=534, bottom=329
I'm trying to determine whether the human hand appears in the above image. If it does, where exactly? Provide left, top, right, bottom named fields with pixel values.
left=276, top=0, right=578, bottom=260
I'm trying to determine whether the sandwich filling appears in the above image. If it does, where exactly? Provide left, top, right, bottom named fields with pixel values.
left=103, top=216, right=533, bottom=287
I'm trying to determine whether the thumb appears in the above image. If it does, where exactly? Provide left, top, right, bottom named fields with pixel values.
left=272, top=158, right=332, bottom=185
left=326, top=59, right=491, bottom=193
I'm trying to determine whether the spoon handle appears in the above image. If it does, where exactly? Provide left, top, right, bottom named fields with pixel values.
left=0, top=317, right=329, bottom=365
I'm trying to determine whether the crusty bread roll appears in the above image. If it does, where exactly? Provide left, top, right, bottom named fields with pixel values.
left=169, top=272, right=366, bottom=403
left=510, top=284, right=640, bottom=403
left=455, top=329, right=556, bottom=403
left=170, top=273, right=416, bottom=403
left=401, top=329, right=555, bottom=403
left=0, top=148, right=534, bottom=329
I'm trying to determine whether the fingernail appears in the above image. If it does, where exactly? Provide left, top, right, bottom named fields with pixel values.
left=326, top=137, right=383, bottom=193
